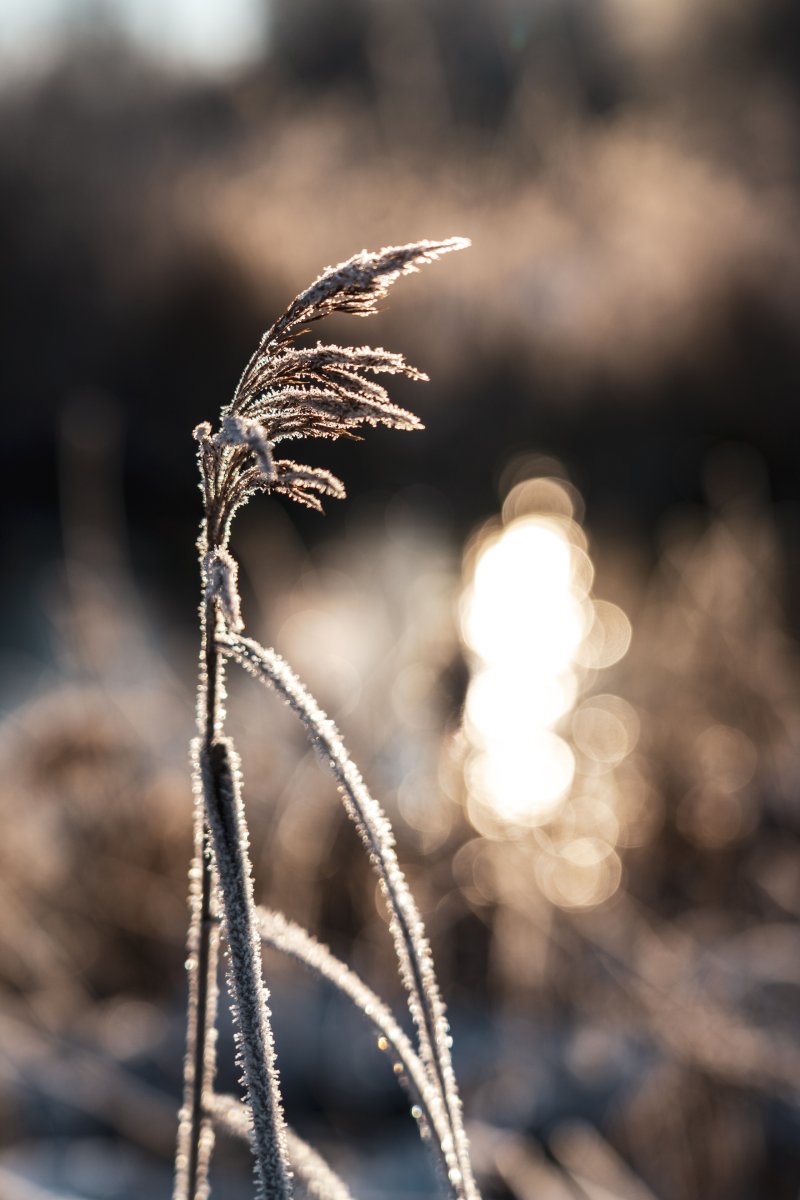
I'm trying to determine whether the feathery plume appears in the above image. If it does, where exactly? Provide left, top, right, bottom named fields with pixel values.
left=254, top=239, right=470, bottom=353
left=193, top=239, right=469, bottom=535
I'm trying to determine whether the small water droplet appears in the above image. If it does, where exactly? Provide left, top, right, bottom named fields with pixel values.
left=393, top=1062, right=403, bottom=1075
left=411, top=1105, right=422, bottom=1120
left=377, top=1036, right=389, bottom=1051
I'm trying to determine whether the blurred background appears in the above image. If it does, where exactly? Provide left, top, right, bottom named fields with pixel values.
left=2, top=1, right=800, bottom=1197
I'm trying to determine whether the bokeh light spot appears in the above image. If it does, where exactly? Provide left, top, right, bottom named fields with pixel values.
left=460, top=470, right=638, bottom=911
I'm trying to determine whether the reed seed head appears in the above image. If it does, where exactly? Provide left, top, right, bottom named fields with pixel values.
left=196, top=238, right=469, bottom=536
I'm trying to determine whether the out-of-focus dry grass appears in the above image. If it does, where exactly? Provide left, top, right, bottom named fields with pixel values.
left=1, top=0, right=800, bottom=1196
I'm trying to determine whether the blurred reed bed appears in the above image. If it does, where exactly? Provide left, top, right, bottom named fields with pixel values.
left=0, top=0, right=799, bottom=1195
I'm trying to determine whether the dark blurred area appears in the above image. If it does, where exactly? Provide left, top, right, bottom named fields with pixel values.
left=2, top=1, right=800, bottom=1197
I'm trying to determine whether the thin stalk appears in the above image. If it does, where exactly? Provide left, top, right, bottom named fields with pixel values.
left=179, top=563, right=292, bottom=1200
left=198, top=735, right=291, bottom=1199
left=189, top=832, right=220, bottom=1195
left=175, top=593, right=223, bottom=1200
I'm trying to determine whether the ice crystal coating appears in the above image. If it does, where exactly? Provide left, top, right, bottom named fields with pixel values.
left=204, top=548, right=244, bottom=633
left=217, top=631, right=480, bottom=1200
left=195, top=738, right=291, bottom=1200
left=206, top=1093, right=355, bottom=1200
left=256, top=908, right=456, bottom=1177
left=195, top=239, right=469, bottom=527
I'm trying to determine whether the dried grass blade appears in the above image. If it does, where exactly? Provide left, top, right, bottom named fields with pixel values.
left=257, top=907, right=462, bottom=1193
left=195, top=736, right=292, bottom=1200
left=217, top=630, right=479, bottom=1200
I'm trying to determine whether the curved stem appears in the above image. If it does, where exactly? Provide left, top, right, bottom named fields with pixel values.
left=257, top=907, right=461, bottom=1198
left=218, top=630, right=479, bottom=1200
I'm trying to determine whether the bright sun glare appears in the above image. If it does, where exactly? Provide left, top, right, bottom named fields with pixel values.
left=460, top=472, right=635, bottom=909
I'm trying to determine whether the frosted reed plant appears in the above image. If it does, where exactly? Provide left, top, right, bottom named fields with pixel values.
left=174, top=238, right=480, bottom=1200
